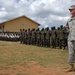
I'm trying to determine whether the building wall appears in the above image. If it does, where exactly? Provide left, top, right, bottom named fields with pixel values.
left=4, top=17, right=39, bottom=32
left=0, top=24, right=4, bottom=32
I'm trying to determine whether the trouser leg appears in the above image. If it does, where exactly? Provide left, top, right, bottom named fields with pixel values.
left=68, top=41, right=75, bottom=64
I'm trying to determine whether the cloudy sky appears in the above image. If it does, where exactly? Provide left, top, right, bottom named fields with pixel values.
left=0, top=0, right=75, bottom=29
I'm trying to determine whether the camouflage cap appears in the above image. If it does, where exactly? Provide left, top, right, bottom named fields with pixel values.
left=69, top=5, right=75, bottom=10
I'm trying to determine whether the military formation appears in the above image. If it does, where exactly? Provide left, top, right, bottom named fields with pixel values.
left=0, top=25, right=68, bottom=49
left=20, top=25, right=68, bottom=49
left=0, top=32, right=20, bottom=42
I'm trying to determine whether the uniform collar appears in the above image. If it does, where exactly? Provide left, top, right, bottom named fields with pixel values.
left=71, top=16, right=75, bottom=19
left=69, top=16, right=75, bottom=21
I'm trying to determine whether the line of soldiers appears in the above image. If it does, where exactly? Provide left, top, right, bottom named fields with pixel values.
left=0, top=32, right=20, bottom=42
left=20, top=27, right=51, bottom=47
left=20, top=25, right=68, bottom=49
left=50, top=25, right=68, bottom=49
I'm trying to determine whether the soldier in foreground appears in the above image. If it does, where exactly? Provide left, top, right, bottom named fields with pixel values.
left=65, top=5, right=75, bottom=72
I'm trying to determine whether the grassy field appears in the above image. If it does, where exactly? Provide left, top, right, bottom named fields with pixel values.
left=0, top=41, right=68, bottom=68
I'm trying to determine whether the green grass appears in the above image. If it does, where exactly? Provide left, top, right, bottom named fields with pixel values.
left=0, top=41, right=68, bottom=67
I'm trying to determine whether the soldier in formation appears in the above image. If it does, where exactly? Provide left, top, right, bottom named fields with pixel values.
left=51, top=27, right=57, bottom=48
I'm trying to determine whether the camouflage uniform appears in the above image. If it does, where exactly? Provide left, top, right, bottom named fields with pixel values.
left=57, top=27, right=64, bottom=49
left=20, top=29, right=23, bottom=43
left=45, top=27, right=51, bottom=47
left=22, top=29, right=25, bottom=44
left=36, top=28, right=41, bottom=46
left=63, top=27, right=68, bottom=49
left=27, top=28, right=31, bottom=45
left=31, top=29, right=36, bottom=45
left=66, top=17, right=75, bottom=64
left=24, top=30, right=28, bottom=44
left=40, top=28, right=45, bottom=47
left=51, top=27, right=57, bottom=48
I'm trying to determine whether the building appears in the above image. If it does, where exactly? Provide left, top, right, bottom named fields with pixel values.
left=0, top=15, right=40, bottom=32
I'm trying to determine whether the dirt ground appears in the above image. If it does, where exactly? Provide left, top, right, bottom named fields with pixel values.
left=0, top=61, right=75, bottom=75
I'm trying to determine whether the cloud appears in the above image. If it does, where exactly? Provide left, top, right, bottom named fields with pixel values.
left=0, top=0, right=75, bottom=29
